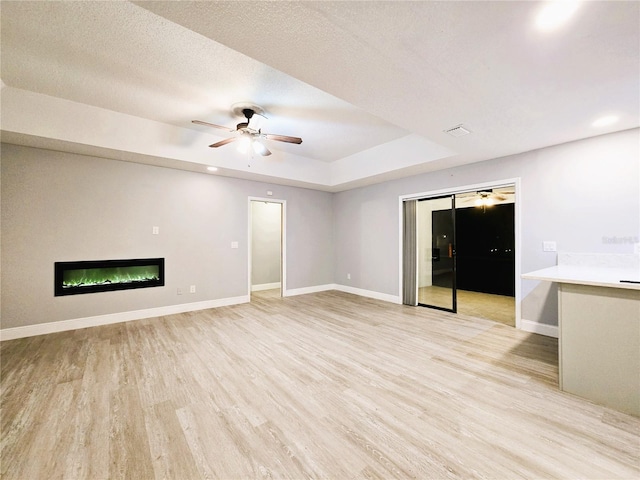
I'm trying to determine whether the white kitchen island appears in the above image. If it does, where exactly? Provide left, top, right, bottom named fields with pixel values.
left=523, top=253, right=640, bottom=416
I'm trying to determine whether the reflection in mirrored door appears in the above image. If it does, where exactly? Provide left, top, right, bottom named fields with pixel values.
left=417, top=195, right=456, bottom=312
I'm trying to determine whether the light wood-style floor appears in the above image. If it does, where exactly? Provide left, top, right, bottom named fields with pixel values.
left=2, top=290, right=639, bottom=479
left=419, top=286, right=515, bottom=326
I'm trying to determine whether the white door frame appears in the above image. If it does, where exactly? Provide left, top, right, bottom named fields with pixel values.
left=248, top=197, right=287, bottom=297
left=398, top=178, right=522, bottom=329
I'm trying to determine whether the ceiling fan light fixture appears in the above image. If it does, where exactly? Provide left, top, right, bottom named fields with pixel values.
left=252, top=139, right=271, bottom=156
left=237, top=135, right=251, bottom=154
left=474, top=192, right=495, bottom=208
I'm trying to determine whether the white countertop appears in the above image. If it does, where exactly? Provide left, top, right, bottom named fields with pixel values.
left=522, top=265, right=640, bottom=290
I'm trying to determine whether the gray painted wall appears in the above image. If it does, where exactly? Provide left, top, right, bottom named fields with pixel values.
left=1, top=144, right=334, bottom=329
left=251, top=201, right=281, bottom=287
left=2, top=128, right=638, bottom=331
left=334, top=128, right=639, bottom=326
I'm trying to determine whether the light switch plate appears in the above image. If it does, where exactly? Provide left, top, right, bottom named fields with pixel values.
left=543, top=241, right=557, bottom=252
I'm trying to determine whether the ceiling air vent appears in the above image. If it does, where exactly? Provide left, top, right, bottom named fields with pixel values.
left=444, top=124, right=472, bottom=137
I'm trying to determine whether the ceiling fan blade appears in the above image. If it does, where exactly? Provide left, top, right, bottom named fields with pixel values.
left=264, top=133, right=303, bottom=144
left=209, top=137, right=237, bottom=148
left=192, top=120, right=234, bottom=131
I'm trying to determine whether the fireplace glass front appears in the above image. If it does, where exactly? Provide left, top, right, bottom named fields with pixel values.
left=55, top=258, right=164, bottom=296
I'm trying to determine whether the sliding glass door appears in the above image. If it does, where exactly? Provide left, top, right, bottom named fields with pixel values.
left=417, top=195, right=457, bottom=312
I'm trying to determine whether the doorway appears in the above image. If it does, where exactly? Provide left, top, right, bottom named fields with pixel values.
left=454, top=190, right=515, bottom=326
left=403, top=181, right=519, bottom=328
left=249, top=198, right=285, bottom=299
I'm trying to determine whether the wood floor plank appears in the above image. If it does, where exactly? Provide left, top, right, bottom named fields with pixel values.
left=60, top=338, right=111, bottom=479
left=143, top=400, right=201, bottom=480
left=109, top=386, right=155, bottom=479
left=1, top=290, right=639, bottom=479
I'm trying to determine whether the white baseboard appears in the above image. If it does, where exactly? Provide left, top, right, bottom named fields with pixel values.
left=520, top=319, right=559, bottom=338
left=4, top=288, right=535, bottom=341
left=251, top=282, right=281, bottom=292
left=284, top=284, right=336, bottom=297
left=0, top=295, right=250, bottom=341
left=283, top=283, right=402, bottom=306
left=333, top=284, right=402, bottom=304
left=284, top=283, right=401, bottom=305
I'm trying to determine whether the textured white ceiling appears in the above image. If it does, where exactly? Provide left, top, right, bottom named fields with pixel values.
left=0, top=1, right=409, bottom=164
left=139, top=0, right=640, bottom=162
left=1, top=1, right=638, bottom=190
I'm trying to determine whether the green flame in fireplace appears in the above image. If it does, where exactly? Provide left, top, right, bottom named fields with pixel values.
left=62, top=266, right=160, bottom=288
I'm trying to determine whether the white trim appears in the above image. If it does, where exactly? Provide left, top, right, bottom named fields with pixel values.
left=413, top=201, right=419, bottom=305
left=251, top=282, right=281, bottom=292
left=0, top=295, right=250, bottom=341
left=398, top=178, right=522, bottom=327
left=334, top=284, right=402, bottom=304
left=398, top=196, right=405, bottom=303
left=284, top=284, right=336, bottom=297
left=513, top=178, right=522, bottom=329
left=248, top=197, right=286, bottom=299
left=398, top=178, right=520, bottom=202
left=520, top=319, right=559, bottom=338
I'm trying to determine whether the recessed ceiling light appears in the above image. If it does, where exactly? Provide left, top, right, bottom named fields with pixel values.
left=591, top=115, right=619, bottom=128
left=535, top=1, right=580, bottom=31
left=207, top=166, right=218, bottom=172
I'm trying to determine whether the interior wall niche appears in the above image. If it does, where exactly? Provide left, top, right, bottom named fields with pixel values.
left=54, top=258, right=165, bottom=296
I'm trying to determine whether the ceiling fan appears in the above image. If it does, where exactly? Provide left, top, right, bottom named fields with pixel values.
left=457, top=189, right=515, bottom=209
left=192, top=104, right=302, bottom=157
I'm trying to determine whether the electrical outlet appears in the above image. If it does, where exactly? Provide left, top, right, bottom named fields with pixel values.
left=543, top=241, right=557, bottom=252
left=152, top=226, right=159, bottom=235
left=177, top=287, right=183, bottom=295
left=347, top=273, right=351, bottom=280
left=190, top=285, right=196, bottom=294
left=231, top=241, right=239, bottom=249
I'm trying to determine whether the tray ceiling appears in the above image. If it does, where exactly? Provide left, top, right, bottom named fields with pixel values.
left=1, top=1, right=638, bottom=191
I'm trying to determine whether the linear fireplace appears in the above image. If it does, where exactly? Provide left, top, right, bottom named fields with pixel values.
left=54, top=258, right=164, bottom=296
